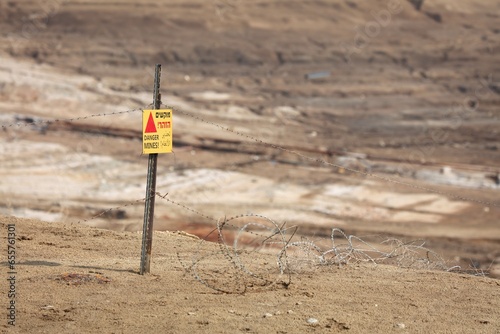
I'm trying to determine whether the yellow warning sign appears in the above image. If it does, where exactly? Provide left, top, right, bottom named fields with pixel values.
left=142, top=109, right=172, bottom=154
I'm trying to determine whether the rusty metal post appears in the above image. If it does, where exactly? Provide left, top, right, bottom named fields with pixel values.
left=140, top=64, right=161, bottom=275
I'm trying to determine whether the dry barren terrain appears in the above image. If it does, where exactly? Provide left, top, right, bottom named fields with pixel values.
left=1, top=216, right=500, bottom=333
left=0, top=0, right=499, bottom=332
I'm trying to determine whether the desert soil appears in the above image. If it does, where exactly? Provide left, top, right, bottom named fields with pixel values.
left=0, top=0, right=499, bottom=332
left=1, top=216, right=500, bottom=333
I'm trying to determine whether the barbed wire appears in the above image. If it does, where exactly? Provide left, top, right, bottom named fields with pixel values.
left=72, top=195, right=152, bottom=225
left=2, top=102, right=496, bottom=209
left=154, top=192, right=288, bottom=242
left=1, top=100, right=498, bottom=210
left=175, top=210, right=469, bottom=293
left=170, top=106, right=499, bottom=209
left=1, top=101, right=497, bottom=210
left=154, top=192, right=217, bottom=223
left=69, top=191, right=279, bottom=241
left=0, top=107, right=146, bottom=131
left=61, top=187, right=490, bottom=288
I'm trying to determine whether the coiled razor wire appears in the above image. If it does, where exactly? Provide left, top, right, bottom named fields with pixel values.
left=178, top=214, right=293, bottom=294
left=66, top=193, right=466, bottom=293
left=176, top=213, right=452, bottom=294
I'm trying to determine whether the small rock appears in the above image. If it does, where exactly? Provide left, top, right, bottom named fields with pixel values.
left=395, top=323, right=406, bottom=329
left=187, top=312, right=196, bottom=316
left=264, top=313, right=273, bottom=318
left=307, top=318, right=319, bottom=325
left=441, top=166, right=452, bottom=175
left=275, top=311, right=282, bottom=315
left=287, top=310, right=294, bottom=314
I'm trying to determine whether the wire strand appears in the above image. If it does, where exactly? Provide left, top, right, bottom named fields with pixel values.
left=171, top=106, right=499, bottom=208
left=0, top=107, right=144, bottom=131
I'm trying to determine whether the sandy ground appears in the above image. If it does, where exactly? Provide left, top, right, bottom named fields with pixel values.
left=0, top=0, right=499, bottom=332
left=1, top=216, right=499, bottom=333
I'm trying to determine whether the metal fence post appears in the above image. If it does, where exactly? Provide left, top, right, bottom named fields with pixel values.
left=140, top=64, right=162, bottom=275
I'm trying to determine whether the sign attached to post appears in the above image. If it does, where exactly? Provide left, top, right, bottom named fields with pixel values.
left=142, top=109, right=173, bottom=154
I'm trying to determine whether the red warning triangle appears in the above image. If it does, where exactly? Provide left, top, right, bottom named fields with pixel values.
left=145, top=112, right=157, bottom=133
